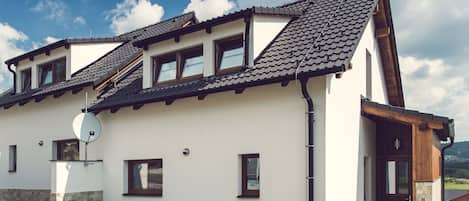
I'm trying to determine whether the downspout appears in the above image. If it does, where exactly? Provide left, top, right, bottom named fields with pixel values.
left=243, top=15, right=251, bottom=67
left=7, top=64, right=16, bottom=95
left=300, top=78, right=315, bottom=201
left=441, top=136, right=455, bottom=201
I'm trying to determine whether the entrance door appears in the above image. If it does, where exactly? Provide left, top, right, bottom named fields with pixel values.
left=376, top=121, right=413, bottom=201
left=378, top=157, right=412, bottom=201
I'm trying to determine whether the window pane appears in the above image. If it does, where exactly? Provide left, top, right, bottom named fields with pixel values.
left=57, top=140, right=79, bottom=161
left=21, top=70, right=31, bottom=92
left=9, top=145, right=16, bottom=172
left=130, top=160, right=163, bottom=192
left=55, top=60, right=66, bottom=82
left=157, top=60, right=177, bottom=82
left=386, top=161, right=396, bottom=194
left=182, top=55, right=203, bottom=77
left=220, top=47, right=244, bottom=70
left=246, top=157, right=260, bottom=190
left=397, top=161, right=409, bottom=194
left=41, top=67, right=53, bottom=85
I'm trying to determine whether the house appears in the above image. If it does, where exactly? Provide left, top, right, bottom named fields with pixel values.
left=0, top=0, right=456, bottom=201
left=446, top=190, right=469, bottom=201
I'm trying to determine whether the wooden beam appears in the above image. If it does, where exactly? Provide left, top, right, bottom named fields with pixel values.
left=19, top=100, right=30, bottom=106
left=174, top=36, right=180, bottom=43
left=235, top=88, right=245, bottom=94
left=362, top=104, right=444, bottom=130
left=64, top=44, right=70, bottom=49
left=53, top=91, right=66, bottom=98
left=35, top=96, right=47, bottom=103
left=110, top=107, right=120, bottom=113
left=376, top=27, right=390, bottom=38
left=4, top=104, right=15, bottom=109
left=29, top=56, right=34, bottom=61
left=133, top=104, right=144, bottom=110
left=165, top=100, right=174, bottom=105
left=197, top=95, right=206, bottom=101
left=72, top=88, right=83, bottom=94
left=45, top=50, right=50, bottom=56
left=281, top=80, right=289, bottom=87
left=143, top=45, right=148, bottom=51
left=205, top=27, right=212, bottom=34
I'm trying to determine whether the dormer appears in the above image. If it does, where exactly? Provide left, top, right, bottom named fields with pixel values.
left=133, top=7, right=303, bottom=89
left=5, top=38, right=125, bottom=94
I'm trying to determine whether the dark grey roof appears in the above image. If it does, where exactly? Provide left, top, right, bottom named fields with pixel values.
left=89, top=0, right=378, bottom=112
left=362, top=98, right=454, bottom=140
left=134, top=7, right=303, bottom=47
left=0, top=12, right=196, bottom=109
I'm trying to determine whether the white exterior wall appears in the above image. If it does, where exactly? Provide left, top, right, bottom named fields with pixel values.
left=51, top=161, right=103, bottom=193
left=0, top=89, right=97, bottom=190
left=15, top=47, right=71, bottom=93
left=322, top=18, right=388, bottom=201
left=70, top=43, right=121, bottom=75
left=250, top=15, right=290, bottom=64
left=94, top=78, right=327, bottom=201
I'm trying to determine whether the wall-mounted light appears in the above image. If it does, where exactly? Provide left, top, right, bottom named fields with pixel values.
left=38, top=140, right=44, bottom=146
left=182, top=148, right=190, bottom=156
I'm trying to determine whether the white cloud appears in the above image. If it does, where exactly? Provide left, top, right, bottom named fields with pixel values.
left=107, top=0, right=164, bottom=35
left=0, top=23, right=27, bottom=91
left=400, top=56, right=469, bottom=141
left=73, top=16, right=87, bottom=25
left=184, top=0, right=235, bottom=21
left=235, top=0, right=294, bottom=8
left=32, top=36, right=61, bottom=50
left=32, top=0, right=67, bottom=20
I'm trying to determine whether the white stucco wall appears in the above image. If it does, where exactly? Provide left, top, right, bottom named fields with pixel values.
left=251, top=15, right=291, bottom=63
left=51, top=161, right=103, bottom=193
left=93, top=78, right=327, bottom=201
left=0, top=89, right=97, bottom=190
left=15, top=47, right=71, bottom=93
left=322, top=18, right=388, bottom=201
left=70, top=43, right=121, bottom=75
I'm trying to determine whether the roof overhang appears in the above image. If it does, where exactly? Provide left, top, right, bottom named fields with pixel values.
left=362, top=98, right=455, bottom=141
left=373, top=0, right=405, bottom=107
left=133, top=7, right=303, bottom=49
left=5, top=37, right=129, bottom=66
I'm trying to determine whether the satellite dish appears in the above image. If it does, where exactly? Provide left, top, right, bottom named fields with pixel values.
left=72, top=112, right=102, bottom=143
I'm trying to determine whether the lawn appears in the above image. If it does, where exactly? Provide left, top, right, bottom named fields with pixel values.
left=446, top=182, right=469, bottom=190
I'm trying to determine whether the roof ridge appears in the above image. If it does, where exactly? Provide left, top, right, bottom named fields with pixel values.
left=118, top=12, right=196, bottom=38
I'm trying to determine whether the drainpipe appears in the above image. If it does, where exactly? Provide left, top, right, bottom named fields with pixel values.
left=7, top=64, right=16, bottom=95
left=300, top=78, right=314, bottom=201
left=441, top=136, right=455, bottom=201
left=243, top=15, right=251, bottom=67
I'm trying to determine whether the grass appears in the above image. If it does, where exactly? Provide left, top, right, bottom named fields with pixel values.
left=446, top=183, right=469, bottom=190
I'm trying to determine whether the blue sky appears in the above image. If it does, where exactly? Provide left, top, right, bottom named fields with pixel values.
left=0, top=0, right=468, bottom=141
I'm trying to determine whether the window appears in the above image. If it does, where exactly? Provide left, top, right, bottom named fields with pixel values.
left=153, top=46, right=204, bottom=86
left=386, top=160, right=410, bottom=195
left=20, top=69, right=32, bottom=92
left=240, top=154, right=260, bottom=198
left=56, top=139, right=79, bottom=161
left=366, top=50, right=372, bottom=99
left=39, top=57, right=66, bottom=87
left=127, top=159, right=163, bottom=196
left=8, top=145, right=17, bottom=173
left=216, top=35, right=245, bottom=75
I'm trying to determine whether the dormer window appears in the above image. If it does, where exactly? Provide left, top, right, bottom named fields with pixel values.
left=39, top=57, right=66, bottom=87
left=20, top=68, right=32, bottom=92
left=153, top=46, right=204, bottom=86
left=216, top=35, right=244, bottom=75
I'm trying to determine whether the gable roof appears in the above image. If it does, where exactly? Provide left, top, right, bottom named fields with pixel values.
left=88, top=0, right=391, bottom=112
left=0, top=12, right=196, bottom=109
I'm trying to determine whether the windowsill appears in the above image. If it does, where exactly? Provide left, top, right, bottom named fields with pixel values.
left=122, top=193, right=162, bottom=197
left=215, top=66, right=245, bottom=76
left=8, top=170, right=16, bottom=173
left=237, top=194, right=259, bottom=199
